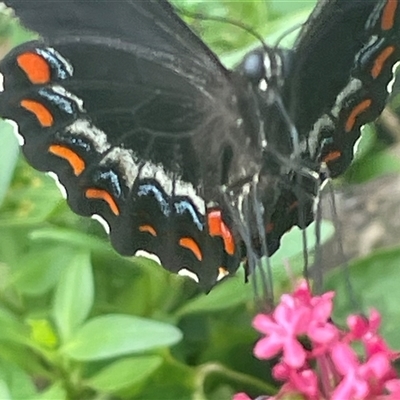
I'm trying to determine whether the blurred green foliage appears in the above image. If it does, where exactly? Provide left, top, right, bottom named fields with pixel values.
left=0, top=1, right=399, bottom=399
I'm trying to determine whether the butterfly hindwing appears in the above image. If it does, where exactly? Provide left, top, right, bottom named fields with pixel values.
left=258, top=0, right=400, bottom=254
left=286, top=0, right=400, bottom=176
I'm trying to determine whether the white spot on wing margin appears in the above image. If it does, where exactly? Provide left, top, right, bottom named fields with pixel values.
left=178, top=268, right=200, bottom=283
left=4, top=119, right=25, bottom=146
left=92, top=214, right=110, bottom=234
left=46, top=174, right=113, bottom=236
left=217, top=268, right=229, bottom=281
left=135, top=249, right=162, bottom=266
left=47, top=171, right=68, bottom=199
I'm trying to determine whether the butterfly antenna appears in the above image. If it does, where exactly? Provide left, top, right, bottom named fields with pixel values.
left=274, top=95, right=301, bottom=157
left=273, top=22, right=303, bottom=49
left=174, top=6, right=269, bottom=52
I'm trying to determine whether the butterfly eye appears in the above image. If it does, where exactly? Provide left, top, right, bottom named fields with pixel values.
left=242, top=50, right=265, bottom=84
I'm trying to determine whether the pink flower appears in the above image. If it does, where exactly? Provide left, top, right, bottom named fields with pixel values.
left=237, top=280, right=400, bottom=400
left=232, top=393, right=253, bottom=400
left=385, top=379, right=400, bottom=398
left=253, top=280, right=338, bottom=369
left=347, top=309, right=381, bottom=340
left=272, top=360, right=321, bottom=399
left=347, top=309, right=399, bottom=364
left=330, top=341, right=396, bottom=399
left=330, top=342, right=369, bottom=399
left=253, top=298, right=310, bottom=368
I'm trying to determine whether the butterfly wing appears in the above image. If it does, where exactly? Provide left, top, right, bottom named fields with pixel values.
left=0, top=0, right=265, bottom=289
left=285, top=0, right=400, bottom=175
left=4, top=0, right=226, bottom=70
left=262, top=0, right=400, bottom=253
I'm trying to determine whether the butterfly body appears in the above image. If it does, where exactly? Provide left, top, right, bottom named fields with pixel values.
left=0, top=0, right=399, bottom=290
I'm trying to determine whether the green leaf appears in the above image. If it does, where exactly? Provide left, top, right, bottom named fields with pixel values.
left=53, top=251, right=94, bottom=342
left=0, top=308, right=29, bottom=345
left=0, top=169, right=62, bottom=227
left=135, top=361, right=195, bottom=400
left=27, top=319, right=58, bottom=350
left=62, top=314, right=182, bottom=361
left=0, top=362, right=36, bottom=400
left=0, top=121, right=19, bottom=208
left=272, top=220, right=334, bottom=263
left=325, top=246, right=400, bottom=349
left=348, top=150, right=400, bottom=183
left=176, top=270, right=251, bottom=316
left=264, top=221, right=335, bottom=288
left=352, top=124, right=377, bottom=162
left=86, top=355, right=162, bottom=393
left=33, top=383, right=66, bottom=400
left=0, top=342, right=46, bottom=376
left=29, top=227, right=109, bottom=253
left=0, top=380, right=11, bottom=400
left=11, top=246, right=77, bottom=295
left=270, top=0, right=316, bottom=14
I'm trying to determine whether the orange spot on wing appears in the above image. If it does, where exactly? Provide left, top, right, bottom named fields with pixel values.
left=17, top=52, right=51, bottom=84
left=20, top=99, right=53, bottom=127
left=139, top=225, right=157, bottom=237
left=323, top=150, right=342, bottom=163
left=179, top=237, right=203, bottom=261
left=371, top=46, right=395, bottom=79
left=48, top=144, right=85, bottom=176
left=345, top=99, right=372, bottom=132
left=381, top=0, right=398, bottom=31
left=207, top=210, right=235, bottom=255
left=85, top=188, right=120, bottom=216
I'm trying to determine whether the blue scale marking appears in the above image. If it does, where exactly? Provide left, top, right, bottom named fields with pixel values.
left=99, top=170, right=122, bottom=197
left=38, top=88, right=74, bottom=115
left=36, top=48, right=72, bottom=80
left=174, top=200, right=204, bottom=231
left=65, top=136, right=92, bottom=151
left=138, top=184, right=170, bottom=216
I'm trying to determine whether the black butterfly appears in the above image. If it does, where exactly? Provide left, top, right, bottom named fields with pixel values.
left=0, top=0, right=398, bottom=291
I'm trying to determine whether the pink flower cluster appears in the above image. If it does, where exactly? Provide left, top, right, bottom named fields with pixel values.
left=234, top=281, right=400, bottom=400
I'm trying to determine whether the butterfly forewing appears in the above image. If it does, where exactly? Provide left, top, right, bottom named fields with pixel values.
left=3, top=0, right=225, bottom=69
left=0, top=0, right=269, bottom=289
